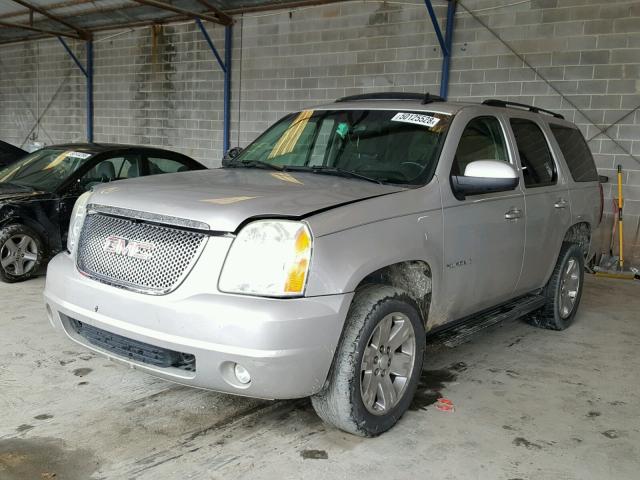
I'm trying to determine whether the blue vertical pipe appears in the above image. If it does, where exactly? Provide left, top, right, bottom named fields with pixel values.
left=86, top=40, right=94, bottom=142
left=440, top=1, right=457, bottom=99
left=223, top=25, right=232, bottom=154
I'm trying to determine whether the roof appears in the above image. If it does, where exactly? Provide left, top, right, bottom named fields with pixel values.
left=312, top=99, right=467, bottom=116
left=41, top=142, right=186, bottom=153
left=0, top=0, right=339, bottom=44
left=311, top=96, right=574, bottom=126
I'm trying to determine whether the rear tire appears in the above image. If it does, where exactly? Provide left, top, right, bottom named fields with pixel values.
left=311, top=285, right=426, bottom=436
left=529, top=242, right=584, bottom=331
left=0, top=224, right=45, bottom=283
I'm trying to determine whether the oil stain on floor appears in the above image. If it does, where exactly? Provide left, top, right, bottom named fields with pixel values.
left=409, top=362, right=462, bottom=411
left=0, top=437, right=99, bottom=480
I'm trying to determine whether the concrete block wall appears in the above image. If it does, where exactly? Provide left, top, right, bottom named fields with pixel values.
left=0, top=0, right=639, bottom=265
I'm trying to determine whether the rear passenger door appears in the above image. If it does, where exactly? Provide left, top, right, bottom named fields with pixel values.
left=507, top=117, right=571, bottom=292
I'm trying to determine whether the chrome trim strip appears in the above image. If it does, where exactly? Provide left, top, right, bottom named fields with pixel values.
left=88, top=204, right=211, bottom=231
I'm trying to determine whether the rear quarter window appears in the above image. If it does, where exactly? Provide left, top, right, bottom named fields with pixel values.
left=550, top=125, right=598, bottom=182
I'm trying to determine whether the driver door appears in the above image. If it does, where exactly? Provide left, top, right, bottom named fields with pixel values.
left=441, top=115, right=526, bottom=319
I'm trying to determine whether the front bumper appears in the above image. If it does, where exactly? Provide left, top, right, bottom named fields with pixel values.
left=44, top=252, right=352, bottom=399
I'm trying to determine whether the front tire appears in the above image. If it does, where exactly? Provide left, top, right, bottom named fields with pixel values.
left=0, top=224, right=45, bottom=283
left=529, top=242, right=584, bottom=331
left=311, top=285, right=426, bottom=436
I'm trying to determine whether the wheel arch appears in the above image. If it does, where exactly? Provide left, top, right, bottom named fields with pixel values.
left=563, top=221, right=591, bottom=259
left=354, top=260, right=433, bottom=326
left=0, top=206, right=51, bottom=254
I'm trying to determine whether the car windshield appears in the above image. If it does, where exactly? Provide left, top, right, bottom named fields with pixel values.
left=0, top=148, right=95, bottom=192
left=231, top=109, right=452, bottom=185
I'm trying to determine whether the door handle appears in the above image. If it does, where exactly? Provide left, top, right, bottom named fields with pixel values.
left=554, top=198, right=568, bottom=209
left=505, top=208, right=522, bottom=220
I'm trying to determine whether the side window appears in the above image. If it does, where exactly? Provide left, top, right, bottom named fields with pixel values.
left=79, top=155, right=142, bottom=189
left=550, top=125, right=598, bottom=182
left=452, top=116, right=509, bottom=176
left=148, top=156, right=191, bottom=174
left=510, top=118, right=557, bottom=187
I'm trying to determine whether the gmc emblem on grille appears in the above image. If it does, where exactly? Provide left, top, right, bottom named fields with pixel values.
left=102, top=236, right=155, bottom=261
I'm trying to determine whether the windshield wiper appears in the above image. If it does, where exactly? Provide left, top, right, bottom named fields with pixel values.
left=284, top=165, right=384, bottom=185
left=225, top=159, right=284, bottom=171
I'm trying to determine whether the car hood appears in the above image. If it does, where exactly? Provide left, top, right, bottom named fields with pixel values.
left=0, top=183, right=45, bottom=202
left=89, top=168, right=406, bottom=233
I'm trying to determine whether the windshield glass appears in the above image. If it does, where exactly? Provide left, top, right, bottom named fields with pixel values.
left=232, top=109, right=452, bottom=185
left=0, top=148, right=94, bottom=192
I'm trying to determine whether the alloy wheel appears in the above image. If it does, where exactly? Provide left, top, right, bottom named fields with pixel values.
left=360, top=312, right=416, bottom=415
left=559, top=258, right=580, bottom=319
left=1, top=234, right=39, bottom=276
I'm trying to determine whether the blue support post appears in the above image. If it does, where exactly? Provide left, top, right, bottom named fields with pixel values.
left=196, top=18, right=233, bottom=155
left=423, top=0, right=448, bottom=54
left=223, top=25, right=232, bottom=154
left=86, top=40, right=94, bottom=142
left=58, top=37, right=94, bottom=142
left=440, top=1, right=457, bottom=99
left=423, top=0, right=457, bottom=100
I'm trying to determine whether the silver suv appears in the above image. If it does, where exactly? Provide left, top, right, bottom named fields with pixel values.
left=44, top=93, right=602, bottom=436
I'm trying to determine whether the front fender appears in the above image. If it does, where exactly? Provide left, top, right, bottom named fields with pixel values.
left=305, top=211, right=443, bottom=298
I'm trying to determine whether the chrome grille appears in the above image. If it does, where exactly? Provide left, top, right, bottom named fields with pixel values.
left=77, top=212, right=207, bottom=294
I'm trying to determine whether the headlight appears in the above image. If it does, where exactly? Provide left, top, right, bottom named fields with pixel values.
left=66, top=191, right=92, bottom=254
left=219, top=220, right=312, bottom=297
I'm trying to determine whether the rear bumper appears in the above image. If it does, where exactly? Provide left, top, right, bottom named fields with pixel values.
left=44, top=252, right=352, bottom=399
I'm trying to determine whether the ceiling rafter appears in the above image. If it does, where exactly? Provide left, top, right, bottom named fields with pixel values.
left=0, top=18, right=81, bottom=39
left=9, top=0, right=92, bottom=39
left=0, top=0, right=347, bottom=44
left=130, top=0, right=233, bottom=26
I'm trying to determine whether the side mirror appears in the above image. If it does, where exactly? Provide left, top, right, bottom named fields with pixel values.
left=222, top=147, right=243, bottom=167
left=451, top=160, right=519, bottom=199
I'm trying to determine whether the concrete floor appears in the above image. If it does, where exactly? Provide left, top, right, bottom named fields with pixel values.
left=0, top=275, right=638, bottom=480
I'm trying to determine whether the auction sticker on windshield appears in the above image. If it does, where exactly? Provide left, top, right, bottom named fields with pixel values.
left=391, top=112, right=440, bottom=128
left=67, top=151, right=92, bottom=159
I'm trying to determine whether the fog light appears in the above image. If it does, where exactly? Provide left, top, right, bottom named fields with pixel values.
left=234, top=363, right=251, bottom=384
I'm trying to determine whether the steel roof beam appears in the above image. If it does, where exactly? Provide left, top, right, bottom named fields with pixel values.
left=130, top=0, right=232, bottom=26
left=9, top=0, right=91, bottom=39
left=0, top=19, right=81, bottom=39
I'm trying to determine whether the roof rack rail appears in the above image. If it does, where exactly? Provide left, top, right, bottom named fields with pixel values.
left=335, top=92, right=445, bottom=104
left=482, top=99, right=565, bottom=120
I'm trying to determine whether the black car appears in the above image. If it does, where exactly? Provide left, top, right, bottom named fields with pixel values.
left=0, top=144, right=206, bottom=283
left=0, top=140, right=27, bottom=167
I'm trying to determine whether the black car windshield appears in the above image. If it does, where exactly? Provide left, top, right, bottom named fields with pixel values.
left=0, top=148, right=94, bottom=192
left=231, top=109, right=452, bottom=185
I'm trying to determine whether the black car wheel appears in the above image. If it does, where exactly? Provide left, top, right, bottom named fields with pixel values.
left=528, top=242, right=584, bottom=331
left=0, top=224, right=45, bottom=283
left=311, top=285, right=426, bottom=436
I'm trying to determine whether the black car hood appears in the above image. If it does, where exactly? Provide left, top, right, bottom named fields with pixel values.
left=0, top=183, right=48, bottom=203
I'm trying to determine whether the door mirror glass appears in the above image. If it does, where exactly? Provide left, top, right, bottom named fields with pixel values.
left=222, top=147, right=243, bottom=166
left=451, top=160, right=519, bottom=198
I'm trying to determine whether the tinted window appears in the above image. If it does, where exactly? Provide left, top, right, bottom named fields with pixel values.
left=148, top=157, right=191, bottom=174
left=452, top=116, right=509, bottom=176
left=550, top=125, right=598, bottom=182
left=80, top=155, right=142, bottom=189
left=510, top=118, right=556, bottom=187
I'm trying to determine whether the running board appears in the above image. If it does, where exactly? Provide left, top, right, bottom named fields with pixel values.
left=427, top=295, right=548, bottom=348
